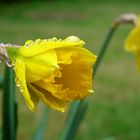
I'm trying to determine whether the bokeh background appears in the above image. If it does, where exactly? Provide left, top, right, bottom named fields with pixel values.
left=0, top=0, right=140, bottom=140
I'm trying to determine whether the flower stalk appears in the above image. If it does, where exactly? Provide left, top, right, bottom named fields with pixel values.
left=61, top=100, right=88, bottom=140
left=33, top=107, right=48, bottom=140
left=93, top=27, right=116, bottom=77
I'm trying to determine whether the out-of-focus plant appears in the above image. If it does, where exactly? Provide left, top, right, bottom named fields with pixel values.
left=125, top=16, right=140, bottom=70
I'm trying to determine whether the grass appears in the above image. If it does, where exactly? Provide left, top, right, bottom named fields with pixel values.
left=0, top=0, right=140, bottom=140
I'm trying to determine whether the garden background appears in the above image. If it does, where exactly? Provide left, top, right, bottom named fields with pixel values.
left=0, top=0, right=140, bottom=140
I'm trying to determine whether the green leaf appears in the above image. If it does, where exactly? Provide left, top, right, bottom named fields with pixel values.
left=2, top=66, right=17, bottom=140
left=61, top=100, right=88, bottom=140
left=33, top=107, right=48, bottom=140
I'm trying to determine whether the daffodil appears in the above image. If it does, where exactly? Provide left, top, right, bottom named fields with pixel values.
left=125, top=17, right=140, bottom=70
left=13, top=36, right=97, bottom=112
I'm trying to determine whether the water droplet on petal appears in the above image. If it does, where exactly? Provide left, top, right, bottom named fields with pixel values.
left=65, top=36, right=80, bottom=42
left=16, top=83, right=20, bottom=87
left=58, top=39, right=62, bottom=42
left=52, top=37, right=57, bottom=41
left=20, top=88, right=23, bottom=93
left=53, top=64, right=59, bottom=69
left=15, top=78, right=20, bottom=87
left=88, top=89, right=94, bottom=94
left=25, top=40, right=33, bottom=48
left=60, top=108, right=65, bottom=113
left=41, top=39, right=47, bottom=45
left=35, top=39, right=41, bottom=43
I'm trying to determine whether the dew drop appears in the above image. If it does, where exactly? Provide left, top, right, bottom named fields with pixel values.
left=15, top=78, right=20, bottom=87
left=61, top=108, right=65, bottom=113
left=19, top=88, right=23, bottom=93
left=25, top=40, right=33, bottom=48
left=58, top=39, right=62, bottom=42
left=16, top=83, right=20, bottom=88
left=35, top=39, right=41, bottom=43
left=65, top=36, right=80, bottom=42
left=51, top=37, right=57, bottom=41
left=41, top=39, right=47, bottom=45
left=88, top=89, right=94, bottom=94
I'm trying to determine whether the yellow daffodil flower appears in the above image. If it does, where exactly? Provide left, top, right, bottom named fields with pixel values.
left=14, top=36, right=97, bottom=112
left=125, top=17, right=140, bottom=70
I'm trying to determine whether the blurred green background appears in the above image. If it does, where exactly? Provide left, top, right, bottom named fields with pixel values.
left=0, top=0, right=140, bottom=140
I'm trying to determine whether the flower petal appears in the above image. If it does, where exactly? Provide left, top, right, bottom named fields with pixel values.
left=27, top=84, right=40, bottom=109
left=19, top=37, right=85, bottom=57
left=29, top=84, right=67, bottom=112
left=55, top=46, right=97, bottom=64
left=14, top=57, right=36, bottom=111
left=25, top=49, right=58, bottom=83
left=125, top=17, right=140, bottom=52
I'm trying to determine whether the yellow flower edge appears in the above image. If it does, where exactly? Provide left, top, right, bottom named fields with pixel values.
left=14, top=36, right=97, bottom=112
left=125, top=17, right=140, bottom=71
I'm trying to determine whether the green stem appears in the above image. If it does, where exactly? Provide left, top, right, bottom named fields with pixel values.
left=61, top=26, right=117, bottom=140
left=61, top=102, right=81, bottom=140
left=2, top=65, right=16, bottom=140
left=93, top=27, right=116, bottom=77
left=33, top=107, right=48, bottom=140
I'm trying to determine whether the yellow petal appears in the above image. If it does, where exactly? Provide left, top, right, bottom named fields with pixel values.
left=14, top=57, right=36, bottom=111
left=25, top=49, right=58, bottom=83
left=55, top=46, right=97, bottom=65
left=19, top=37, right=85, bottom=57
left=27, top=84, right=39, bottom=109
left=125, top=17, right=140, bottom=52
left=29, top=84, right=67, bottom=112
left=124, top=17, right=140, bottom=72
